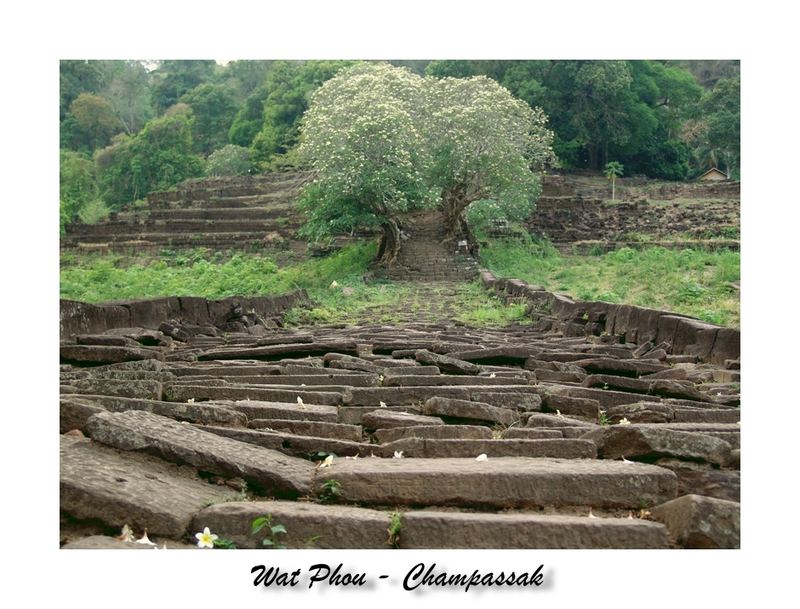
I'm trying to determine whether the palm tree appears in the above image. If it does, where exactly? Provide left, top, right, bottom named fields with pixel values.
left=604, top=161, right=624, bottom=201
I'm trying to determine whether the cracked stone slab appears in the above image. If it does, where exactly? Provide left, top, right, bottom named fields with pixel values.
left=60, top=435, right=238, bottom=538
left=85, top=410, right=314, bottom=498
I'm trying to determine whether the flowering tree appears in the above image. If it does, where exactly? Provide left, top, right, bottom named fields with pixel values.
left=298, top=63, right=556, bottom=265
left=425, top=75, right=557, bottom=239
left=297, top=63, right=437, bottom=264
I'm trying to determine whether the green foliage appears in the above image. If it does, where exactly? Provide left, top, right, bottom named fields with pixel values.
left=150, top=60, right=217, bottom=113
left=205, top=144, right=252, bottom=176
left=60, top=243, right=375, bottom=302
left=225, top=60, right=274, bottom=96
left=298, top=63, right=437, bottom=244
left=60, top=60, right=116, bottom=120
left=251, top=514, right=287, bottom=549
left=105, top=60, right=154, bottom=135
left=684, top=77, right=740, bottom=178
left=77, top=198, right=110, bottom=224
left=229, top=85, right=269, bottom=147
left=180, top=83, right=239, bottom=155
left=60, top=150, right=97, bottom=224
left=319, top=479, right=342, bottom=503
left=604, top=161, right=624, bottom=179
left=95, top=111, right=204, bottom=208
left=62, top=92, right=124, bottom=152
left=425, top=75, right=556, bottom=233
left=598, top=410, right=610, bottom=425
left=480, top=239, right=740, bottom=327
left=387, top=512, right=402, bottom=548
left=251, top=60, right=353, bottom=168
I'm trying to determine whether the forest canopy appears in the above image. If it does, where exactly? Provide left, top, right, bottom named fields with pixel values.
left=59, top=59, right=740, bottom=232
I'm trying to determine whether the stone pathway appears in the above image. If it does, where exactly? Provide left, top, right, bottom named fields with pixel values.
left=60, top=303, right=740, bottom=549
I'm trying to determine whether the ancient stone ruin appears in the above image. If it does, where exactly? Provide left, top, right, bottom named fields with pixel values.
left=62, top=171, right=740, bottom=259
left=60, top=274, right=740, bottom=549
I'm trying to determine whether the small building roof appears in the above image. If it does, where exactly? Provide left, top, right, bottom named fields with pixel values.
left=697, top=167, right=729, bottom=180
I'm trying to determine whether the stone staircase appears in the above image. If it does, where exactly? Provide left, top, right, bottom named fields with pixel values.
left=61, top=172, right=356, bottom=257
left=380, top=210, right=479, bottom=281
left=60, top=304, right=740, bottom=549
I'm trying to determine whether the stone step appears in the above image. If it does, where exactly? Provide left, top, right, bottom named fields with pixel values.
left=383, top=375, right=526, bottom=387
left=197, top=425, right=373, bottom=459
left=61, top=344, right=162, bottom=365
left=310, top=457, right=677, bottom=508
left=85, top=410, right=314, bottom=498
left=163, top=384, right=343, bottom=405
left=400, top=510, right=669, bottom=549
left=423, top=396, right=519, bottom=426
left=374, top=424, right=492, bottom=444
left=248, top=418, right=363, bottom=442
left=193, top=501, right=393, bottom=549
left=361, top=410, right=444, bottom=430
left=61, top=435, right=240, bottom=539
left=502, top=428, right=565, bottom=439
left=198, top=341, right=362, bottom=361
left=60, top=394, right=247, bottom=429
left=581, top=425, right=732, bottom=466
left=379, top=437, right=597, bottom=459
left=228, top=399, right=338, bottom=422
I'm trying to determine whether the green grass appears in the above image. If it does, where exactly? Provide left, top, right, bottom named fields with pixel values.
left=60, top=243, right=529, bottom=328
left=60, top=242, right=378, bottom=303
left=60, top=235, right=739, bottom=328
left=480, top=237, right=740, bottom=327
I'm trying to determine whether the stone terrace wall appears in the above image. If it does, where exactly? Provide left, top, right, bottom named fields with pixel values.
left=525, top=174, right=741, bottom=253
left=481, top=271, right=739, bottom=366
left=60, top=290, right=308, bottom=339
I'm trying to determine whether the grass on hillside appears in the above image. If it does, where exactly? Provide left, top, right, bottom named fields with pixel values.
left=60, top=243, right=529, bottom=327
left=479, top=236, right=740, bottom=327
left=60, top=236, right=740, bottom=328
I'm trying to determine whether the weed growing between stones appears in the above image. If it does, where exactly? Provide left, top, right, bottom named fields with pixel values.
left=387, top=512, right=402, bottom=548
left=251, top=514, right=288, bottom=549
left=319, top=479, right=343, bottom=503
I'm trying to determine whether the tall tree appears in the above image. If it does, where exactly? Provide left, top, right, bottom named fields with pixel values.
left=63, top=93, right=124, bottom=152
left=425, top=75, right=556, bottom=238
left=297, top=63, right=436, bottom=264
left=95, top=109, right=204, bottom=207
left=150, top=60, right=217, bottom=113
left=105, top=60, right=154, bottom=135
left=250, top=60, right=353, bottom=168
left=180, top=83, right=239, bottom=155
left=229, top=85, right=269, bottom=147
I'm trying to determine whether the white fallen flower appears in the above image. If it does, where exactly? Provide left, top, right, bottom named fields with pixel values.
left=297, top=396, right=306, bottom=409
left=618, top=417, right=631, bottom=425
left=489, top=373, right=496, bottom=379
left=195, top=527, right=218, bottom=549
left=117, top=524, right=135, bottom=542
left=393, top=451, right=404, bottom=459
left=379, top=401, right=387, bottom=408
left=556, top=409, right=564, bottom=419
left=318, top=454, right=334, bottom=469
left=627, top=511, right=634, bottom=520
left=621, top=456, right=634, bottom=464
left=588, top=508, right=598, bottom=519
left=475, top=453, right=488, bottom=462
left=330, top=280, right=339, bottom=289
left=187, top=398, right=195, bottom=404
left=136, top=529, right=156, bottom=546
left=345, top=455, right=359, bottom=460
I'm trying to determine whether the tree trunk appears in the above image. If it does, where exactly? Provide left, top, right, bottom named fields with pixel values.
left=441, top=185, right=470, bottom=241
left=587, top=143, right=598, bottom=170
left=376, top=219, right=402, bottom=266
